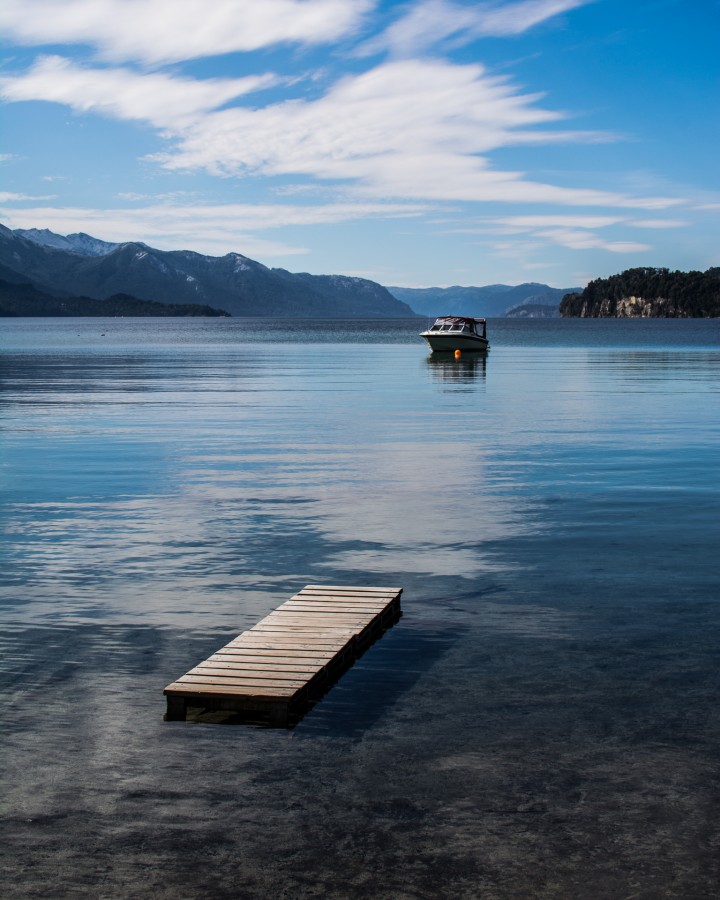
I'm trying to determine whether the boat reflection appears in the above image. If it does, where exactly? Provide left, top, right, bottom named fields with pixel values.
left=425, top=352, right=487, bottom=387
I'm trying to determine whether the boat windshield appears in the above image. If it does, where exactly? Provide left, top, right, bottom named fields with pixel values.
left=430, top=318, right=477, bottom=334
left=423, top=317, right=488, bottom=343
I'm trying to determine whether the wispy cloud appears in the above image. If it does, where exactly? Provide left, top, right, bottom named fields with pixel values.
left=360, top=0, right=593, bottom=56
left=0, top=0, right=372, bottom=65
left=0, top=0, right=696, bottom=278
left=0, top=191, right=56, bottom=201
left=627, top=218, right=688, bottom=229
left=487, top=214, right=624, bottom=231
left=0, top=56, right=277, bottom=128
left=117, top=191, right=201, bottom=203
left=0, top=200, right=428, bottom=257
left=481, top=214, right=686, bottom=232
left=149, top=59, right=563, bottom=171
left=0, top=54, right=679, bottom=211
left=152, top=58, right=677, bottom=209
left=533, top=228, right=651, bottom=252
left=471, top=213, right=677, bottom=254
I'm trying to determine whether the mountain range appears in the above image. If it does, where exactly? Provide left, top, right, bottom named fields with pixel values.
left=0, top=225, right=415, bottom=318
left=386, top=283, right=580, bottom=318
left=0, top=224, right=578, bottom=317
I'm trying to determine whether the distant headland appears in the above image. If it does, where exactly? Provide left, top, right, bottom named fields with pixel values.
left=560, top=267, right=720, bottom=318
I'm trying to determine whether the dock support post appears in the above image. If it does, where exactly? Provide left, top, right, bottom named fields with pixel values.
left=268, top=704, right=289, bottom=728
left=165, top=695, right=187, bottom=721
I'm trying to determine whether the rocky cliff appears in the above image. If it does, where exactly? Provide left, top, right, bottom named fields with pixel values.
left=560, top=267, right=720, bottom=318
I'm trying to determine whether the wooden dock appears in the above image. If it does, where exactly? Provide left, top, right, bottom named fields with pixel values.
left=164, top=585, right=402, bottom=726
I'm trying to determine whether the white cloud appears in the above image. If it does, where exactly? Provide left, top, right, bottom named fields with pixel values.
left=0, top=200, right=427, bottom=257
left=480, top=214, right=688, bottom=233
left=361, top=0, right=592, bottom=56
left=146, top=59, right=676, bottom=209
left=117, top=191, right=201, bottom=202
left=448, top=212, right=682, bottom=257
left=0, top=56, right=276, bottom=128
left=0, top=0, right=372, bottom=65
left=1, top=55, right=680, bottom=211
left=0, top=191, right=56, bottom=201
left=627, top=218, right=687, bottom=229
left=148, top=59, right=560, bottom=172
left=0, top=2, right=682, bottom=220
left=489, top=214, right=624, bottom=231
left=535, top=228, right=651, bottom=252
left=475, top=213, right=674, bottom=254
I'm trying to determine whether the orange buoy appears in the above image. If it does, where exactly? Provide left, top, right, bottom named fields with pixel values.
left=454, top=349, right=461, bottom=358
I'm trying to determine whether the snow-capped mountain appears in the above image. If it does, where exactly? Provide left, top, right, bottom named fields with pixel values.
left=0, top=224, right=416, bottom=317
left=15, top=228, right=118, bottom=257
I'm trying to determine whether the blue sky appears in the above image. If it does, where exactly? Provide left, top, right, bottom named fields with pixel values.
left=1, top=0, right=718, bottom=287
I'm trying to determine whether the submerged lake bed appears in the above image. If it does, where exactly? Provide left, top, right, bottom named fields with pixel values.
left=1, top=317, right=719, bottom=898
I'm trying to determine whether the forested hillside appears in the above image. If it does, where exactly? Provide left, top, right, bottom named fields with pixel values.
left=0, top=224, right=415, bottom=318
left=0, top=276, right=229, bottom=317
left=560, top=268, right=720, bottom=317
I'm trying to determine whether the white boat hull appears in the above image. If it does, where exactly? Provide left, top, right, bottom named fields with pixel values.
left=420, top=332, right=489, bottom=352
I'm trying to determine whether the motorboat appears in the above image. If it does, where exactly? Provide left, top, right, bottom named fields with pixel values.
left=419, top=316, right=489, bottom=352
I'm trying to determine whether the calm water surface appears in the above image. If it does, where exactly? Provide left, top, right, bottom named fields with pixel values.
left=1, top=317, right=719, bottom=898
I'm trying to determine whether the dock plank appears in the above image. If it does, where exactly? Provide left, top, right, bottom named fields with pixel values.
left=213, top=655, right=327, bottom=665
left=294, top=588, right=399, bottom=595
left=190, top=662, right=322, bottom=675
left=212, top=651, right=336, bottom=661
left=164, top=584, right=402, bottom=725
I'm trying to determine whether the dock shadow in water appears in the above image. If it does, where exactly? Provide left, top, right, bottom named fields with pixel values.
left=186, top=617, right=462, bottom=735
left=291, top=619, right=463, bottom=738
left=185, top=610, right=404, bottom=729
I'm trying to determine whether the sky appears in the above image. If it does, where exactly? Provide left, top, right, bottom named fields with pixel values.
left=0, top=0, right=718, bottom=288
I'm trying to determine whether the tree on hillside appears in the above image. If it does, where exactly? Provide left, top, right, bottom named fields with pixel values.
left=559, top=267, right=720, bottom=317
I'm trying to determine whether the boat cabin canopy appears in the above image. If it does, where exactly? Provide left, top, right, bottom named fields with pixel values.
left=427, top=316, right=487, bottom=337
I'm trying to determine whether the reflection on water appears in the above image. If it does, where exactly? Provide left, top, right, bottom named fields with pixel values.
left=1, top=319, right=718, bottom=628
left=425, top=351, right=487, bottom=387
left=605, top=349, right=720, bottom=387
left=2, top=318, right=720, bottom=896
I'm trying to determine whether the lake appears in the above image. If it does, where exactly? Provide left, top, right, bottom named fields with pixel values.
left=1, top=316, right=719, bottom=898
